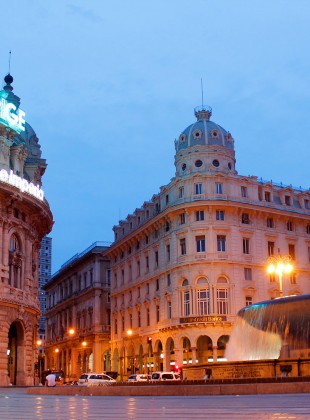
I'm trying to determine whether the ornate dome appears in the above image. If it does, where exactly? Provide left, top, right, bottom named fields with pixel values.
left=175, top=105, right=234, bottom=153
left=174, top=105, right=237, bottom=178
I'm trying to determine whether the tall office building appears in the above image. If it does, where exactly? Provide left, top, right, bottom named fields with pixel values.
left=38, top=236, right=52, bottom=334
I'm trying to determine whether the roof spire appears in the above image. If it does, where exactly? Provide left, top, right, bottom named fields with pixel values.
left=4, top=51, right=14, bottom=92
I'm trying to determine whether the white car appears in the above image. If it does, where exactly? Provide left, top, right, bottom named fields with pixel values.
left=127, top=374, right=149, bottom=382
left=78, top=373, right=116, bottom=386
left=151, top=372, right=180, bottom=381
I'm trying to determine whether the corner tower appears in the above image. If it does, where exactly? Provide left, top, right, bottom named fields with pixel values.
left=174, top=105, right=237, bottom=178
left=0, top=74, right=53, bottom=386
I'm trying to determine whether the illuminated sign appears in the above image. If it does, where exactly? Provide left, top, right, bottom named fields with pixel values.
left=0, top=96, right=26, bottom=133
left=0, top=169, right=44, bottom=201
left=180, top=316, right=226, bottom=323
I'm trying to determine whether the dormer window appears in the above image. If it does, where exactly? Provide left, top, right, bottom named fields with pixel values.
left=285, top=195, right=291, bottom=206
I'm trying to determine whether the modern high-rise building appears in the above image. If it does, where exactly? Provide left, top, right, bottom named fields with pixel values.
left=0, top=74, right=53, bottom=385
left=38, top=236, right=52, bottom=333
left=107, top=104, right=310, bottom=378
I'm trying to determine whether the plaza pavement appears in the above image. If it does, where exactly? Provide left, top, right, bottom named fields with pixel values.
left=0, top=387, right=310, bottom=419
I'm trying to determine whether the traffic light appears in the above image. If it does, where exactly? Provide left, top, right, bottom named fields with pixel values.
left=147, top=336, right=152, bottom=344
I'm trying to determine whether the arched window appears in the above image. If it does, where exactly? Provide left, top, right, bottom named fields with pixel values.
left=196, top=277, right=210, bottom=315
left=216, top=277, right=229, bottom=315
left=182, top=279, right=190, bottom=316
left=10, top=234, right=20, bottom=252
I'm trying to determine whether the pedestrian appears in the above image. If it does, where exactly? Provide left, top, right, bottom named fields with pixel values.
left=45, top=370, right=56, bottom=387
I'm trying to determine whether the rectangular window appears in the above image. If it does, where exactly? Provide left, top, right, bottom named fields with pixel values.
left=241, top=186, right=247, bottom=198
left=156, top=305, right=160, bottom=322
left=307, top=225, right=310, bottom=235
left=216, top=210, right=225, bottom=221
left=265, top=191, right=271, bottom=202
left=196, top=235, right=206, bottom=252
left=114, top=318, right=118, bottom=335
left=179, top=186, right=184, bottom=198
left=167, top=301, right=172, bottom=319
left=287, top=221, right=293, bottom=231
left=244, top=267, right=252, bottom=280
left=129, top=313, right=133, bottom=329
left=138, top=311, right=141, bottom=327
left=243, top=238, right=250, bottom=254
left=180, top=238, right=186, bottom=255
left=267, top=217, right=274, bottom=228
left=268, top=241, right=274, bottom=256
left=290, top=273, right=297, bottom=284
left=137, top=260, right=140, bottom=277
left=195, top=183, right=203, bottom=194
left=245, top=296, right=253, bottom=306
left=305, top=199, right=309, bottom=209
left=166, top=194, right=169, bottom=205
left=216, top=183, right=223, bottom=194
left=146, top=283, right=150, bottom=294
left=285, top=195, right=291, bottom=206
left=184, top=290, right=190, bottom=316
left=288, top=244, right=295, bottom=260
left=197, top=289, right=210, bottom=315
left=155, top=251, right=159, bottom=267
left=166, top=244, right=170, bottom=261
left=156, top=278, right=159, bottom=291
left=217, top=235, right=226, bottom=252
left=167, top=273, right=171, bottom=286
left=147, top=308, right=150, bottom=326
left=196, top=210, right=204, bottom=221
left=121, top=269, right=124, bottom=284
left=242, top=213, right=250, bottom=224
left=122, top=316, right=125, bottom=332
left=217, top=288, right=228, bottom=314
left=179, top=212, right=185, bottom=225
left=146, top=256, right=149, bottom=270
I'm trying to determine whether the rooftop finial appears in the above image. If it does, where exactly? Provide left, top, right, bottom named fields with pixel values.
left=8, top=50, right=11, bottom=74
left=4, top=50, right=14, bottom=92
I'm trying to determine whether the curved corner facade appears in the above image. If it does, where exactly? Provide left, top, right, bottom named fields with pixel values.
left=0, top=75, right=53, bottom=385
left=107, top=104, right=310, bottom=378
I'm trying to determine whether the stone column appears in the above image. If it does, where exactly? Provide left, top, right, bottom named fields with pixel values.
left=92, top=336, right=101, bottom=372
left=212, top=345, right=218, bottom=362
left=191, top=347, right=197, bottom=364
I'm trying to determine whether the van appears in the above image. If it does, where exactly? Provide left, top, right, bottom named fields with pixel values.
left=78, top=373, right=116, bottom=386
left=151, top=372, right=180, bottom=381
left=127, top=374, right=149, bottom=382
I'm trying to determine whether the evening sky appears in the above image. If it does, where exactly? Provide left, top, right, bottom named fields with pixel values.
left=1, top=0, right=309, bottom=272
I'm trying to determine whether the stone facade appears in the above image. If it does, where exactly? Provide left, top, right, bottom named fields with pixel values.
left=44, top=242, right=111, bottom=382
left=0, top=75, right=53, bottom=385
left=107, top=104, right=310, bottom=379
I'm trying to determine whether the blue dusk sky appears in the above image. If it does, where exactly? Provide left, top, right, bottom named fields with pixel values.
left=1, top=0, right=310, bottom=272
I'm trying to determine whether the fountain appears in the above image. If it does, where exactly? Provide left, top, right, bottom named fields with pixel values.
left=225, top=295, right=310, bottom=361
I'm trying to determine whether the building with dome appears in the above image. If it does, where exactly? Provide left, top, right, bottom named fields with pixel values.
left=0, top=74, right=53, bottom=385
left=107, top=104, right=310, bottom=378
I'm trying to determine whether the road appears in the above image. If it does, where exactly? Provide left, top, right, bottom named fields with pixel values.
left=0, top=388, right=309, bottom=419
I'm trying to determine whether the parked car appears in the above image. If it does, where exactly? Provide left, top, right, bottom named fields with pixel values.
left=78, top=373, right=116, bottom=386
left=127, top=374, right=149, bottom=382
left=151, top=372, right=180, bottom=381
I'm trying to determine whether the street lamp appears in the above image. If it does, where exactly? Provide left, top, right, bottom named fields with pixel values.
left=267, top=254, right=294, bottom=297
left=36, top=340, right=43, bottom=386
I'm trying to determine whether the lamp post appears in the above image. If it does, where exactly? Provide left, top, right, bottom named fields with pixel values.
left=267, top=254, right=294, bottom=297
left=36, top=340, right=43, bottom=386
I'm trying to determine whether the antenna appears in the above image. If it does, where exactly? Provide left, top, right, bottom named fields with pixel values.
left=200, top=78, right=204, bottom=107
left=8, top=50, right=12, bottom=74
